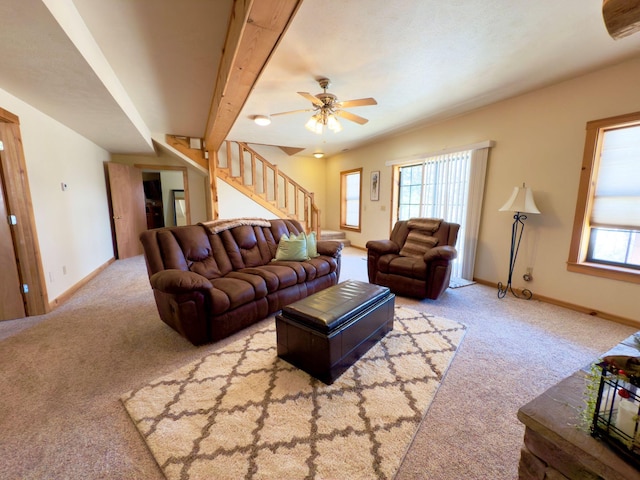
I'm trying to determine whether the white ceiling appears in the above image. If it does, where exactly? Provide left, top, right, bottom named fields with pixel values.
left=1, top=0, right=640, bottom=157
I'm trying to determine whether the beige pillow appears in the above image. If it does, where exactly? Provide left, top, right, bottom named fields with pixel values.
left=399, top=230, right=439, bottom=258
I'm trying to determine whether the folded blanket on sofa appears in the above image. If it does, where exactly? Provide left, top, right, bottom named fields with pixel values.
left=199, top=217, right=272, bottom=234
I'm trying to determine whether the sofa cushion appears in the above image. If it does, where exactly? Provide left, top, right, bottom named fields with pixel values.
left=210, top=277, right=264, bottom=311
left=269, top=260, right=307, bottom=283
left=239, top=265, right=299, bottom=292
left=305, top=256, right=336, bottom=279
left=274, top=233, right=309, bottom=261
left=225, top=272, right=268, bottom=298
left=378, top=254, right=427, bottom=277
left=399, top=230, right=439, bottom=259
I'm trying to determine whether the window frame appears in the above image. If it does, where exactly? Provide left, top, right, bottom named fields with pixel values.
left=339, top=168, right=362, bottom=232
left=567, top=110, right=640, bottom=284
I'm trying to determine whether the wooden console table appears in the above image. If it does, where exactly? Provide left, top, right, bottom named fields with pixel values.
left=517, top=335, right=640, bottom=479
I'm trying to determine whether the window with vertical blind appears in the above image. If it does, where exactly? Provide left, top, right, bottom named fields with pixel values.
left=568, top=112, right=640, bottom=281
left=397, top=152, right=471, bottom=222
left=388, top=141, right=493, bottom=281
left=396, top=151, right=471, bottom=279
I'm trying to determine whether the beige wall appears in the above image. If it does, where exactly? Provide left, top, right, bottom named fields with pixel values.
left=0, top=87, right=114, bottom=302
left=325, top=57, right=640, bottom=322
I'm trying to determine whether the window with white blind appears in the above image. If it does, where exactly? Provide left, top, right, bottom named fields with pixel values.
left=388, top=141, right=493, bottom=281
left=340, top=168, right=362, bottom=231
left=568, top=112, right=640, bottom=282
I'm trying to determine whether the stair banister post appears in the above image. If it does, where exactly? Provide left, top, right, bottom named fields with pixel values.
left=273, top=164, right=279, bottom=207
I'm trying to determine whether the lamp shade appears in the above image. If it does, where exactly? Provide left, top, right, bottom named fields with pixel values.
left=499, top=186, right=541, bottom=214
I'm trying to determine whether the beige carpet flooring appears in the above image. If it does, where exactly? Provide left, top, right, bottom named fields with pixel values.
left=0, top=247, right=637, bottom=479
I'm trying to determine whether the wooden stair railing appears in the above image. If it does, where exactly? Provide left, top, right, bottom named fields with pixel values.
left=216, top=141, right=320, bottom=235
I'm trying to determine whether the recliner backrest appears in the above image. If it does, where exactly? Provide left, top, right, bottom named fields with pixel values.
left=390, top=219, right=459, bottom=250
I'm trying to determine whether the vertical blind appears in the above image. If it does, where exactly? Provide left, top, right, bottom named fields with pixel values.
left=391, top=143, right=492, bottom=281
left=398, top=150, right=472, bottom=279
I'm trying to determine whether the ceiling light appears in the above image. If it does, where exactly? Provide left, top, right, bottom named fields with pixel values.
left=305, top=114, right=324, bottom=134
left=313, top=152, right=324, bottom=159
left=326, top=114, right=342, bottom=133
left=254, top=115, right=271, bottom=126
left=305, top=111, right=342, bottom=134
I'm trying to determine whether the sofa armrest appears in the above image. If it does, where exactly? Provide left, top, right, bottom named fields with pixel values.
left=149, top=269, right=213, bottom=294
left=317, top=240, right=343, bottom=257
left=366, top=239, right=400, bottom=255
left=423, top=245, right=457, bottom=263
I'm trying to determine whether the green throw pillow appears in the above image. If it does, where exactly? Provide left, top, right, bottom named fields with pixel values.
left=306, top=231, right=320, bottom=258
left=274, top=233, right=309, bottom=261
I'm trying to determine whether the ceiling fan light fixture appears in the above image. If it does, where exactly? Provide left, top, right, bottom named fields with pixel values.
left=305, top=114, right=323, bottom=134
left=253, top=115, right=271, bottom=126
left=327, top=114, right=342, bottom=133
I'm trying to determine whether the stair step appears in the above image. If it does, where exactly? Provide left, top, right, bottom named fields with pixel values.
left=320, top=230, right=351, bottom=247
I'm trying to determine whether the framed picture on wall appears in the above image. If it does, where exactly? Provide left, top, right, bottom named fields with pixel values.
left=370, top=171, right=380, bottom=201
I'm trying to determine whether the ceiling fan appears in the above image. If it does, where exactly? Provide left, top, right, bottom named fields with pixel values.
left=271, top=77, right=377, bottom=133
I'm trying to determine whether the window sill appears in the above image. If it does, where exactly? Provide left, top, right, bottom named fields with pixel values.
left=566, top=261, right=640, bottom=284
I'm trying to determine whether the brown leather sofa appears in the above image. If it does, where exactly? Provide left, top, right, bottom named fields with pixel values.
left=366, top=218, right=459, bottom=300
left=140, top=218, right=342, bottom=345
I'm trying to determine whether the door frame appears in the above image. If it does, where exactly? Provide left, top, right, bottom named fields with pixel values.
left=0, top=107, right=48, bottom=316
left=135, top=164, right=191, bottom=225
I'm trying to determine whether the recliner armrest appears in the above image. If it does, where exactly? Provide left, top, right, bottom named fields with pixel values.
left=317, top=240, right=343, bottom=257
left=423, top=245, right=457, bottom=262
left=366, top=239, right=400, bottom=255
left=149, top=269, right=213, bottom=294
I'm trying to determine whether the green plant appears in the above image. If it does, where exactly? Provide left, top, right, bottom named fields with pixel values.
left=579, top=361, right=604, bottom=433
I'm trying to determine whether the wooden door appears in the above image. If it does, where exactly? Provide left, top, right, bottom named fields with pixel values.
left=106, top=162, right=146, bottom=259
left=0, top=165, right=26, bottom=320
left=0, top=113, right=48, bottom=317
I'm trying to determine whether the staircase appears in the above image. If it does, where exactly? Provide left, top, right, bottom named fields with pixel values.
left=215, top=141, right=320, bottom=234
left=320, top=230, right=351, bottom=247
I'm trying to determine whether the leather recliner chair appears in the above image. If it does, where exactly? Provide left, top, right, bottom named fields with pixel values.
left=366, top=218, right=459, bottom=300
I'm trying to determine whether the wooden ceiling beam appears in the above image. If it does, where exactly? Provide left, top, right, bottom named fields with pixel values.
left=603, top=0, right=640, bottom=39
left=204, top=0, right=303, bottom=152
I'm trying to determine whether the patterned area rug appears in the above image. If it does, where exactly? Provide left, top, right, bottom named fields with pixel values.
left=121, top=307, right=466, bottom=480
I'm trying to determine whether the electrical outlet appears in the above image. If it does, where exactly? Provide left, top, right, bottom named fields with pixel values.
left=523, top=267, right=533, bottom=282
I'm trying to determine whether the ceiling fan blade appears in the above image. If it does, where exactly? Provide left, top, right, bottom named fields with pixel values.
left=337, top=97, right=377, bottom=108
left=335, top=109, right=369, bottom=125
left=270, top=109, right=312, bottom=117
left=297, top=91, right=324, bottom=107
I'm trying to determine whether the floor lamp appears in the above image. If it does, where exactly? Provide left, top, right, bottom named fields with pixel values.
left=497, top=184, right=540, bottom=300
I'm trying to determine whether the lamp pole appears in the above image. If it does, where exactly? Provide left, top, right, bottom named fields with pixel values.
left=497, top=183, right=540, bottom=300
left=497, top=212, right=532, bottom=300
